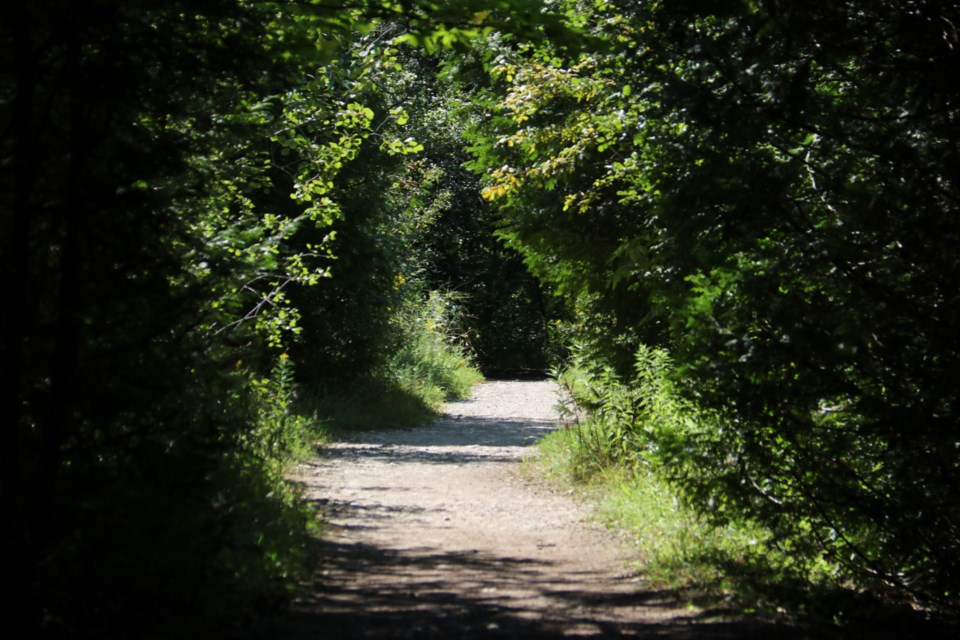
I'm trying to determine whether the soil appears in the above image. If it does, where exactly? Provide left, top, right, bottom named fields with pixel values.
left=250, top=380, right=815, bottom=639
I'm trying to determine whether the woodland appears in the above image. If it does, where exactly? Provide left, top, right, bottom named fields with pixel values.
left=2, top=1, right=959, bottom=637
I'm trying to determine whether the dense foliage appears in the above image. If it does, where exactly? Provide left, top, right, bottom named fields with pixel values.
left=4, top=0, right=958, bottom=634
left=464, top=0, right=960, bottom=611
left=0, top=1, right=536, bottom=635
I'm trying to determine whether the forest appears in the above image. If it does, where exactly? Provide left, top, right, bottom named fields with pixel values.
left=2, top=0, right=958, bottom=637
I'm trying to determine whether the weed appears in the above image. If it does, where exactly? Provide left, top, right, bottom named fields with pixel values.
left=387, top=290, right=484, bottom=403
left=539, top=355, right=845, bottom=622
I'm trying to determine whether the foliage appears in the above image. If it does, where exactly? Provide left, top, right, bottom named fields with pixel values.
left=286, top=26, right=550, bottom=391
left=415, top=53, right=560, bottom=373
left=298, top=376, right=438, bottom=434
left=536, top=422, right=791, bottom=597
left=1, top=1, right=411, bottom=635
left=388, top=290, right=485, bottom=405
left=0, top=0, right=563, bottom=635
left=300, top=289, right=484, bottom=435
left=463, top=0, right=960, bottom=610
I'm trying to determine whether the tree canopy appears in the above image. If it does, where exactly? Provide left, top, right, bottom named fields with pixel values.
left=465, top=0, right=960, bottom=609
left=2, top=0, right=959, bottom=634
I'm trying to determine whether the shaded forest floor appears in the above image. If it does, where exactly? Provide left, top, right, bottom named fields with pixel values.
left=245, top=380, right=817, bottom=639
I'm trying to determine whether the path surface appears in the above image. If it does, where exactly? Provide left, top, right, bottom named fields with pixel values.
left=255, top=380, right=809, bottom=639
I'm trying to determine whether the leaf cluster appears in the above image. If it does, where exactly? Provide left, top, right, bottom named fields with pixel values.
left=462, top=0, right=960, bottom=613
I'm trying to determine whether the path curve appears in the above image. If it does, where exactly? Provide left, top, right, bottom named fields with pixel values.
left=258, top=380, right=808, bottom=639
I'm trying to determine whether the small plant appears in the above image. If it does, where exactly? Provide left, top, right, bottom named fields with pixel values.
left=542, top=349, right=843, bottom=619
left=387, top=289, right=484, bottom=406
left=247, top=354, right=318, bottom=464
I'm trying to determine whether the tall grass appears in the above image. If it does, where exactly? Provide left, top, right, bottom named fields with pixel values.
left=299, top=290, right=484, bottom=434
left=537, top=356, right=842, bottom=621
left=535, top=421, right=778, bottom=597
left=387, top=290, right=485, bottom=404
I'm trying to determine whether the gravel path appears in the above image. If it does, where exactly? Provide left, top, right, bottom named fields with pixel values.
left=256, top=380, right=810, bottom=639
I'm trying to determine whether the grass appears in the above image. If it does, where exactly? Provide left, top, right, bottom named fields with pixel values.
left=388, top=290, right=485, bottom=407
left=534, top=424, right=776, bottom=598
left=297, top=346, right=484, bottom=436
left=534, top=419, right=815, bottom=618
left=532, top=420, right=960, bottom=637
left=295, top=291, right=485, bottom=436
left=541, top=359, right=794, bottom=605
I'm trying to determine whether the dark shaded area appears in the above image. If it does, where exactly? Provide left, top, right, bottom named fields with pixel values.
left=418, top=109, right=560, bottom=374
left=0, top=3, right=325, bottom=637
left=245, top=536, right=819, bottom=640
left=316, top=415, right=558, bottom=449
left=258, top=392, right=960, bottom=640
left=484, top=368, right=552, bottom=380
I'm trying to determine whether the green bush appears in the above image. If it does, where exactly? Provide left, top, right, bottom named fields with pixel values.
left=26, top=354, right=321, bottom=639
left=537, top=425, right=785, bottom=595
left=296, top=291, right=484, bottom=434
left=388, top=290, right=485, bottom=404
left=546, top=350, right=841, bottom=608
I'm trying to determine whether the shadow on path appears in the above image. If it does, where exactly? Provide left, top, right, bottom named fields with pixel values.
left=327, top=416, right=561, bottom=450
left=249, top=382, right=818, bottom=639
left=251, top=533, right=814, bottom=640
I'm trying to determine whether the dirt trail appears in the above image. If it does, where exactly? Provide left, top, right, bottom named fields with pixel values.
left=256, top=380, right=808, bottom=639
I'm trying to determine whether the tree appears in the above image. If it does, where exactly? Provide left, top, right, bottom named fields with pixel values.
left=0, top=1, right=354, bottom=633
left=1, top=0, right=585, bottom=634
left=464, top=0, right=960, bottom=608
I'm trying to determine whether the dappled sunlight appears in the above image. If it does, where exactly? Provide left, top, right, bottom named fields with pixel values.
left=264, top=381, right=813, bottom=639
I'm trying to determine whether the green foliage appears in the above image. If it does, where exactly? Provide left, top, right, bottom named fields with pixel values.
left=296, top=291, right=484, bottom=434
left=373, top=42, right=559, bottom=374
left=298, top=377, right=438, bottom=434
left=247, top=356, right=320, bottom=465
left=1, top=2, right=379, bottom=635
left=287, top=28, right=550, bottom=390
left=284, top=24, right=438, bottom=384
left=25, top=350, right=322, bottom=638
left=545, top=357, right=871, bottom=622
left=388, top=290, right=486, bottom=405
left=462, top=0, right=960, bottom=611
left=536, top=426, right=790, bottom=596
left=542, top=361, right=955, bottom=631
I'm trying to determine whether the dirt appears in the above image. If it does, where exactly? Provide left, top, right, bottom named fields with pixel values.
left=251, top=380, right=813, bottom=639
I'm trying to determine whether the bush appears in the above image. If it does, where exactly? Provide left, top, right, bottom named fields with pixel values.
left=388, top=290, right=485, bottom=404
left=296, top=290, right=484, bottom=435
left=27, top=354, right=320, bottom=639
left=547, top=350, right=837, bottom=600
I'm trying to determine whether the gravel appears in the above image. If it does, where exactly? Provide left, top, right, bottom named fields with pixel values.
left=255, top=380, right=811, bottom=639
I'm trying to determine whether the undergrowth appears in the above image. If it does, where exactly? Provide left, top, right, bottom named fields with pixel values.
left=538, top=357, right=845, bottom=623
left=35, top=354, right=325, bottom=640
left=535, top=421, right=786, bottom=601
left=302, top=290, right=484, bottom=434
left=537, top=355, right=960, bottom=637
left=295, top=376, right=438, bottom=433
left=388, top=290, right=485, bottom=404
